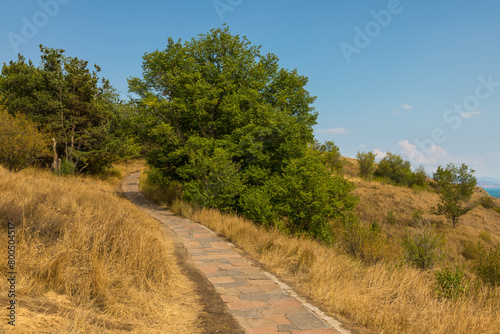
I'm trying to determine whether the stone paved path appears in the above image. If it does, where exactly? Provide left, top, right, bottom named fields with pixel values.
left=122, top=171, right=350, bottom=334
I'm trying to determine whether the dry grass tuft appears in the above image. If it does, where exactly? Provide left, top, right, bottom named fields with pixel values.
left=0, top=166, right=202, bottom=333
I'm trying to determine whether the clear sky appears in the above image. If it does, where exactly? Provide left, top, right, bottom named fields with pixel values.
left=1, top=0, right=499, bottom=179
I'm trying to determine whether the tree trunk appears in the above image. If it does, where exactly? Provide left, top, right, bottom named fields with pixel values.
left=52, top=138, right=60, bottom=172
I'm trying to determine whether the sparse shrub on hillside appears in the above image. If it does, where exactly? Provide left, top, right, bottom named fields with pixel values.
left=340, top=215, right=400, bottom=263
left=461, top=240, right=481, bottom=260
left=432, top=163, right=477, bottom=228
left=479, top=231, right=493, bottom=243
left=402, top=225, right=444, bottom=270
left=495, top=207, right=500, bottom=214
left=356, top=151, right=376, bottom=179
left=374, top=153, right=413, bottom=186
left=0, top=105, right=49, bottom=171
left=386, top=209, right=397, bottom=225
left=474, top=244, right=500, bottom=286
left=410, top=209, right=425, bottom=227
left=479, top=195, right=496, bottom=209
left=434, top=266, right=469, bottom=300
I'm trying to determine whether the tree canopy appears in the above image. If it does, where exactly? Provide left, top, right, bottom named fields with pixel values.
left=0, top=45, right=133, bottom=173
left=130, top=26, right=357, bottom=239
left=432, top=163, right=477, bottom=228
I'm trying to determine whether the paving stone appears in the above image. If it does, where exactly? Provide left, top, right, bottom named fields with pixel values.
left=211, top=258, right=232, bottom=265
left=285, top=313, right=329, bottom=330
left=198, top=264, right=219, bottom=274
left=208, top=276, right=235, bottom=284
left=213, top=282, right=254, bottom=289
left=219, top=264, right=236, bottom=270
left=195, top=234, right=220, bottom=240
left=230, top=309, right=263, bottom=319
left=220, top=294, right=241, bottom=303
left=240, top=318, right=277, bottom=328
left=226, top=300, right=270, bottom=310
left=269, top=298, right=302, bottom=309
left=239, top=292, right=290, bottom=302
left=210, top=241, right=232, bottom=249
left=184, top=240, right=203, bottom=248
left=237, top=286, right=264, bottom=294
left=259, top=284, right=284, bottom=292
left=264, top=314, right=292, bottom=325
left=260, top=306, right=310, bottom=317
left=214, top=286, right=242, bottom=296
left=279, top=323, right=299, bottom=331
left=247, top=327, right=279, bottom=334
left=205, top=272, right=246, bottom=279
left=291, top=329, right=340, bottom=334
left=249, top=279, right=275, bottom=286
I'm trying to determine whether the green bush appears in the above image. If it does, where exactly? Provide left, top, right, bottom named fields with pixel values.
left=402, top=226, right=444, bottom=270
left=181, top=144, right=245, bottom=212
left=268, top=153, right=357, bottom=240
left=479, top=195, right=496, bottom=209
left=374, top=153, right=413, bottom=186
left=56, top=157, right=76, bottom=176
left=410, top=165, right=428, bottom=188
left=356, top=151, right=376, bottom=180
left=0, top=106, right=49, bottom=171
left=239, top=186, right=277, bottom=226
left=434, top=266, right=468, bottom=300
left=145, top=166, right=170, bottom=188
left=474, top=244, right=500, bottom=286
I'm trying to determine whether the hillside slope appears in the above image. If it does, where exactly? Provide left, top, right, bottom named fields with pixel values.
left=0, top=165, right=202, bottom=333
left=341, top=156, right=500, bottom=259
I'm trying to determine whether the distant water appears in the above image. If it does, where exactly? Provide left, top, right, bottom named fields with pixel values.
left=485, top=187, right=500, bottom=198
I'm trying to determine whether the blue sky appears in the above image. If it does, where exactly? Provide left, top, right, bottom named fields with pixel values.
left=1, top=0, right=499, bottom=179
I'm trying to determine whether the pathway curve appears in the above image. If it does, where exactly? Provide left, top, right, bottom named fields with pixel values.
left=122, top=171, right=350, bottom=334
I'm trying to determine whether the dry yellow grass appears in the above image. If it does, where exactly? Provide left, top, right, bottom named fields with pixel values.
left=0, top=166, right=202, bottom=333
left=142, top=164, right=500, bottom=334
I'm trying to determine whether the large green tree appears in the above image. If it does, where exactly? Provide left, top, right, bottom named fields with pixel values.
left=128, top=26, right=317, bottom=181
left=130, top=27, right=356, bottom=239
left=0, top=45, right=129, bottom=173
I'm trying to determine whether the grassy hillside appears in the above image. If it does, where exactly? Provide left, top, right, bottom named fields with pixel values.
left=0, top=164, right=202, bottom=333
left=342, top=156, right=500, bottom=260
left=142, top=157, right=500, bottom=334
